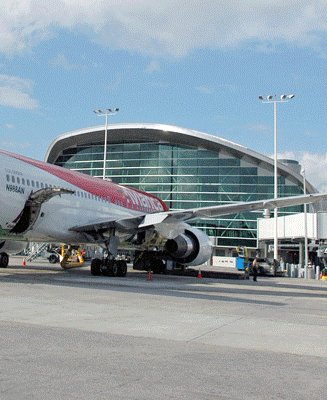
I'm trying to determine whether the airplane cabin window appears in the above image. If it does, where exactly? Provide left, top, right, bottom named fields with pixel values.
left=6, top=174, right=10, bottom=182
left=11, top=176, right=15, bottom=183
left=17, top=177, right=20, bottom=184
left=22, top=178, right=25, bottom=185
left=27, top=179, right=30, bottom=186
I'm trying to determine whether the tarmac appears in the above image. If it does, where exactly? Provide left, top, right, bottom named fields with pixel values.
left=1, top=256, right=327, bottom=399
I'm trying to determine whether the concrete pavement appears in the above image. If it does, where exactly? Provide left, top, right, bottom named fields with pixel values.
left=1, top=256, right=327, bottom=399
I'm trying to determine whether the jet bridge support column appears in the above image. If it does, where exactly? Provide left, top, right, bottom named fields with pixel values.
left=299, top=242, right=304, bottom=269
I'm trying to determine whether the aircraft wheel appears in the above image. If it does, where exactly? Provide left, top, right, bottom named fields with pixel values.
left=133, top=251, right=145, bottom=270
left=111, top=262, right=119, bottom=277
left=0, top=252, right=9, bottom=268
left=151, top=260, right=166, bottom=274
left=117, top=260, right=127, bottom=277
left=90, top=258, right=102, bottom=276
left=100, top=259, right=118, bottom=277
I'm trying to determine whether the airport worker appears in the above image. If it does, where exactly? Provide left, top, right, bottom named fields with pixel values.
left=252, top=257, right=259, bottom=282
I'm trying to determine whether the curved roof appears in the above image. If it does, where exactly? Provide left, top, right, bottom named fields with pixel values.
left=45, top=123, right=316, bottom=193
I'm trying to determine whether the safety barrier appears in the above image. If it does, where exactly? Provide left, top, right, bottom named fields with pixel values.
left=285, top=263, right=321, bottom=280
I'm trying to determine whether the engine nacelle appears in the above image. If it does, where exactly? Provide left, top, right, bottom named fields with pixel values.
left=165, top=226, right=212, bottom=266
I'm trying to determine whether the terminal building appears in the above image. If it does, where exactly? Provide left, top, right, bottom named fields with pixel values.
left=45, top=123, right=318, bottom=261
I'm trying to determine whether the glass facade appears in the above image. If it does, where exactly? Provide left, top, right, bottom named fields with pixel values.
left=53, top=139, right=304, bottom=251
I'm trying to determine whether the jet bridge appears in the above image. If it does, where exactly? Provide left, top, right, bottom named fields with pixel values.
left=258, top=212, right=327, bottom=265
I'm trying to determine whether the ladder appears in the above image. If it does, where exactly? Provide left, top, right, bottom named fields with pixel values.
left=26, top=242, right=50, bottom=262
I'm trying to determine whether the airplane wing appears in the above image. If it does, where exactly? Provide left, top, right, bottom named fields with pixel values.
left=160, top=192, right=327, bottom=223
left=70, top=192, right=327, bottom=235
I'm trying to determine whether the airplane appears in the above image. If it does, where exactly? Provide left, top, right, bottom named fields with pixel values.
left=1, top=148, right=327, bottom=276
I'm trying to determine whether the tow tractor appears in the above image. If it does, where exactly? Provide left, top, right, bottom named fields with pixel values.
left=59, top=245, right=85, bottom=269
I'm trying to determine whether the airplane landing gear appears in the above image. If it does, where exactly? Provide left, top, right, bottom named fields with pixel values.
left=133, top=251, right=166, bottom=274
left=90, top=258, right=128, bottom=277
left=90, top=258, right=102, bottom=276
left=90, top=235, right=127, bottom=277
left=0, top=252, right=9, bottom=268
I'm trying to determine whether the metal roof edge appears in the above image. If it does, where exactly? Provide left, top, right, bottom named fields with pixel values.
left=45, top=122, right=315, bottom=193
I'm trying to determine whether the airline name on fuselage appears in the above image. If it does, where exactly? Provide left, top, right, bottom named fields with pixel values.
left=126, top=189, right=163, bottom=212
left=6, top=184, right=25, bottom=194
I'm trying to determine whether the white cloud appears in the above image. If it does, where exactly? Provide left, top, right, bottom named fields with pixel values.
left=49, top=53, right=79, bottom=70
left=277, top=150, right=327, bottom=193
left=150, top=81, right=170, bottom=89
left=0, top=1, right=327, bottom=57
left=1, top=138, right=31, bottom=150
left=146, top=60, right=161, bottom=74
left=0, top=74, right=38, bottom=109
left=195, top=85, right=213, bottom=94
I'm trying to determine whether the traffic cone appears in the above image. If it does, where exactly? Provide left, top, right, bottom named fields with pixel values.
left=197, top=268, right=202, bottom=279
left=147, top=270, right=153, bottom=281
left=22, top=258, right=26, bottom=267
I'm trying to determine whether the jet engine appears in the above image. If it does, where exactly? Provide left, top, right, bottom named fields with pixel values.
left=165, top=226, right=212, bottom=266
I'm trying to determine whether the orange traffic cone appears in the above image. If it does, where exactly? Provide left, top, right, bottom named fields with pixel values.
left=197, top=268, right=202, bottom=279
left=22, top=258, right=26, bottom=267
left=147, top=270, right=153, bottom=281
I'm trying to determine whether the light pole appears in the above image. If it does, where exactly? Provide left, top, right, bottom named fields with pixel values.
left=93, top=108, right=119, bottom=180
left=302, top=168, right=309, bottom=278
left=259, top=94, right=295, bottom=262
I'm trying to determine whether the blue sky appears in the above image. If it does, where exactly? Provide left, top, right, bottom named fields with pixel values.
left=1, top=1, right=327, bottom=190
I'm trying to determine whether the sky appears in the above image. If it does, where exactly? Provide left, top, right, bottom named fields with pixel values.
left=1, top=1, right=327, bottom=191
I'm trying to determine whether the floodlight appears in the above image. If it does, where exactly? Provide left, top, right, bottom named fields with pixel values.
left=259, top=95, right=264, bottom=100
left=267, top=95, right=273, bottom=100
left=108, top=108, right=119, bottom=113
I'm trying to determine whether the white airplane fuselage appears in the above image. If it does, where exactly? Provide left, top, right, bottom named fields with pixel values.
left=0, top=150, right=167, bottom=245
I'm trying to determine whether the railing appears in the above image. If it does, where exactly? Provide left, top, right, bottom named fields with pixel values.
left=26, top=242, right=50, bottom=262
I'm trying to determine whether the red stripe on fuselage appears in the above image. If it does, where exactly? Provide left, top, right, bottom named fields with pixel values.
left=0, top=149, right=169, bottom=213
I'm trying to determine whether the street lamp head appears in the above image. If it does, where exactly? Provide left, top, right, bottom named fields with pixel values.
left=267, top=95, right=273, bottom=100
left=93, top=108, right=119, bottom=116
left=107, top=108, right=119, bottom=113
left=280, top=94, right=295, bottom=101
left=259, top=95, right=264, bottom=101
